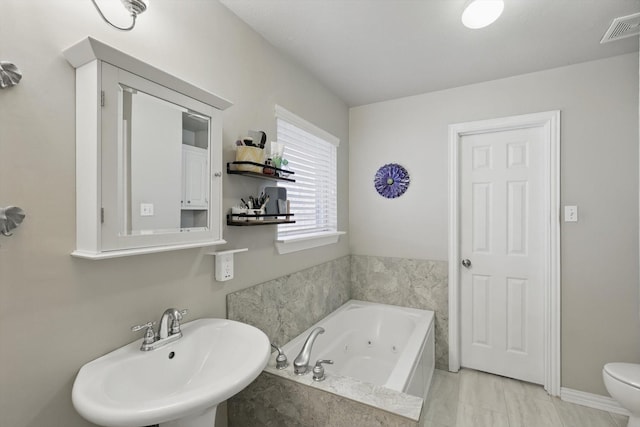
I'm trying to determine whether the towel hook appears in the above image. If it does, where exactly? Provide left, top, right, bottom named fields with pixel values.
left=0, top=62, right=22, bottom=89
left=0, top=206, right=26, bottom=237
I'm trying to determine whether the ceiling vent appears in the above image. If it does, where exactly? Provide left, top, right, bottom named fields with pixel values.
left=601, top=12, right=640, bottom=44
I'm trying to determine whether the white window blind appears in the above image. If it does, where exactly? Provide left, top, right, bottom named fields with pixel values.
left=276, top=106, right=339, bottom=239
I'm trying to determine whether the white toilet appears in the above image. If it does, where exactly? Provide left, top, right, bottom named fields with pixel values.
left=603, top=363, right=640, bottom=427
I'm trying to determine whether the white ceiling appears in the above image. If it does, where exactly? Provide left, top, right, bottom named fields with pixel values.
left=220, top=0, right=640, bottom=106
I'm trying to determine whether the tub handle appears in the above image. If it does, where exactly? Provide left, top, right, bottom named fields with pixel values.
left=271, top=343, right=289, bottom=370
left=312, top=359, right=334, bottom=381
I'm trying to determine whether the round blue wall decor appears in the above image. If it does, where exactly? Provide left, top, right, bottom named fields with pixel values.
left=374, top=163, right=410, bottom=199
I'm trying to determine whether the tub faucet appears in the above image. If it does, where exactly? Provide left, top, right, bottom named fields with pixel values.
left=294, top=327, right=325, bottom=375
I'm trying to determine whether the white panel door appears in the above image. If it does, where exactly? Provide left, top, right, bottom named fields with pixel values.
left=460, top=126, right=545, bottom=384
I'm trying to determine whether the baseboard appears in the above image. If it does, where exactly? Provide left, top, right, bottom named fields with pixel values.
left=560, top=387, right=629, bottom=416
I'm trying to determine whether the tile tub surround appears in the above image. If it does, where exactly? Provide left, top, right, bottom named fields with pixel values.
left=227, top=255, right=447, bottom=425
left=351, top=255, right=449, bottom=369
left=228, top=364, right=422, bottom=427
left=227, top=256, right=351, bottom=347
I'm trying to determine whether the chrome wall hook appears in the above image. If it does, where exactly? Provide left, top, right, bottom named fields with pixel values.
left=0, top=206, right=26, bottom=236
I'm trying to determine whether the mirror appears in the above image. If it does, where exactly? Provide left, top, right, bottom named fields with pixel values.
left=98, top=61, right=224, bottom=253
left=120, top=86, right=210, bottom=236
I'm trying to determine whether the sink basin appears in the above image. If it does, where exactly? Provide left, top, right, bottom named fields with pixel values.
left=72, top=318, right=270, bottom=427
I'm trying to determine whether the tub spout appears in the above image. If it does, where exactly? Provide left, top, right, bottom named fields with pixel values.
left=293, top=327, right=325, bottom=375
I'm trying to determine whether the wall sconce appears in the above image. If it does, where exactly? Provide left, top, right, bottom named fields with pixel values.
left=90, top=0, right=149, bottom=31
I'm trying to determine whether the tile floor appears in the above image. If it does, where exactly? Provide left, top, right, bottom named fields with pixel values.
left=421, top=369, right=629, bottom=427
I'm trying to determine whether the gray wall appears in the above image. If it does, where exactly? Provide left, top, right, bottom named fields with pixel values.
left=349, top=53, right=640, bottom=396
left=0, top=2, right=349, bottom=426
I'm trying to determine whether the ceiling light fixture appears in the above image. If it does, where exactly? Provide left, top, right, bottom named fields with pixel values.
left=461, top=0, right=504, bottom=29
left=90, top=0, right=148, bottom=31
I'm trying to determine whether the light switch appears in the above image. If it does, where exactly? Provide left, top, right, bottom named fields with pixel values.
left=564, top=205, right=578, bottom=222
left=140, top=203, right=154, bottom=216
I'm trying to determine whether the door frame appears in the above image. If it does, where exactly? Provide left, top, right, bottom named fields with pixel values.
left=448, top=110, right=561, bottom=395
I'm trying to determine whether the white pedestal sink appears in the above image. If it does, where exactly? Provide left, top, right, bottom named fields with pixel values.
left=160, top=406, right=217, bottom=427
left=72, top=318, right=270, bottom=427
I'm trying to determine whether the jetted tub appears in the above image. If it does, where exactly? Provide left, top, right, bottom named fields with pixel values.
left=281, top=300, right=435, bottom=398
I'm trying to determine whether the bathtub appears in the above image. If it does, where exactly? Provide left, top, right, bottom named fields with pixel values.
left=280, top=300, right=435, bottom=399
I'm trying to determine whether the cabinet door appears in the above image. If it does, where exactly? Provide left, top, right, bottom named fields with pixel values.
left=182, top=146, right=209, bottom=209
left=99, top=63, right=224, bottom=253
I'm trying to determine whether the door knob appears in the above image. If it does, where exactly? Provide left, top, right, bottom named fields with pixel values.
left=461, top=259, right=471, bottom=268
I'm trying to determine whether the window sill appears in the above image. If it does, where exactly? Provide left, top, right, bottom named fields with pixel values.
left=275, top=231, right=346, bottom=254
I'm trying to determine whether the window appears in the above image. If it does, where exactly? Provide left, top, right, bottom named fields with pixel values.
left=275, top=105, right=343, bottom=253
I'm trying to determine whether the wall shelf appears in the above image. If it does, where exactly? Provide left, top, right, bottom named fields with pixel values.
left=227, top=161, right=295, bottom=226
left=227, top=161, right=295, bottom=182
left=227, top=213, right=295, bottom=226
left=205, top=248, right=248, bottom=256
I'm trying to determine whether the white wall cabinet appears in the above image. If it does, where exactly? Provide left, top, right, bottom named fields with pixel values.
left=63, top=37, right=232, bottom=259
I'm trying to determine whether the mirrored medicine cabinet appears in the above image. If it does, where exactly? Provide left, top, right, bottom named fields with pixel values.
left=64, top=37, right=233, bottom=259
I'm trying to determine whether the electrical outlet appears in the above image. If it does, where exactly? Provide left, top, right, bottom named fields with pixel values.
left=210, top=249, right=247, bottom=282
left=564, top=205, right=578, bottom=222
left=215, top=253, right=234, bottom=281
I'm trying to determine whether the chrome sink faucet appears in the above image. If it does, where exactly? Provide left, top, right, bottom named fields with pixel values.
left=158, top=308, right=185, bottom=339
left=131, top=308, right=188, bottom=351
left=293, top=327, right=325, bottom=375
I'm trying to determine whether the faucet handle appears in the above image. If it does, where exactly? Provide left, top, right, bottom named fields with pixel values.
left=270, top=343, right=289, bottom=370
left=131, top=321, right=156, bottom=333
left=131, top=321, right=157, bottom=351
left=170, top=309, right=188, bottom=335
left=312, top=359, right=334, bottom=382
